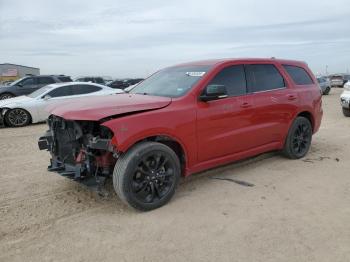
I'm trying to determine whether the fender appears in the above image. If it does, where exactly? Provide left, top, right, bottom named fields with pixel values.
left=101, top=104, right=197, bottom=170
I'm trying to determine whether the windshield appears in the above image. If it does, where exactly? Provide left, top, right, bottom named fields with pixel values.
left=130, top=65, right=212, bottom=98
left=27, top=85, right=53, bottom=98
left=10, top=77, right=26, bottom=86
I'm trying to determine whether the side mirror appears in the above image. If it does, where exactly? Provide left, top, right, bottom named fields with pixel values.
left=43, top=95, right=51, bottom=100
left=17, top=83, right=23, bottom=87
left=200, top=84, right=228, bottom=102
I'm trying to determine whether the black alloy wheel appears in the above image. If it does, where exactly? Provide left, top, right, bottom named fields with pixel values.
left=113, top=142, right=181, bottom=211
left=283, top=117, right=312, bottom=159
left=131, top=152, right=176, bottom=204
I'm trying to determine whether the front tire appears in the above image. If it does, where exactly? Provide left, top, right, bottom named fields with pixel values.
left=342, top=107, right=350, bottom=117
left=113, top=142, right=181, bottom=211
left=5, top=108, right=31, bottom=127
left=283, top=117, right=312, bottom=159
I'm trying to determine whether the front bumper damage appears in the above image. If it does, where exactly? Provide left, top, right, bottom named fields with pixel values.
left=38, top=116, right=118, bottom=194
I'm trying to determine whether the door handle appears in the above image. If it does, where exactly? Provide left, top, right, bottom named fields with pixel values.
left=287, top=94, right=297, bottom=101
left=240, top=102, right=252, bottom=108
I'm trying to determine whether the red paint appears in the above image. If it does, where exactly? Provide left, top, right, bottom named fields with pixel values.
left=52, top=58, right=323, bottom=177
left=50, top=94, right=171, bottom=121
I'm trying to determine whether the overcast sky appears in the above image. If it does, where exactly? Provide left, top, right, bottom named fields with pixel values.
left=1, top=0, right=350, bottom=78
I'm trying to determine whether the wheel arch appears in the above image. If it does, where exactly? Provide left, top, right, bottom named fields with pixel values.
left=296, top=111, right=314, bottom=131
left=0, top=92, right=16, bottom=98
left=118, top=134, right=188, bottom=175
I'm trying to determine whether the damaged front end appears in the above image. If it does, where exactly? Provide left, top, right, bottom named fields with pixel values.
left=38, top=115, right=118, bottom=193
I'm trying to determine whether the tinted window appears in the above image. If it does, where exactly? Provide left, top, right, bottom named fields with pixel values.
left=38, top=77, right=55, bottom=85
left=246, top=64, right=285, bottom=92
left=207, top=65, right=246, bottom=97
left=283, top=65, right=313, bottom=85
left=20, top=78, right=35, bottom=87
left=72, top=84, right=101, bottom=95
left=47, top=86, right=73, bottom=97
left=95, top=78, right=105, bottom=84
left=58, top=76, right=72, bottom=82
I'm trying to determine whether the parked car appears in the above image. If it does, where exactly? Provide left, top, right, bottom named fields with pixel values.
left=107, top=79, right=130, bottom=89
left=340, top=81, right=350, bottom=116
left=330, top=74, right=346, bottom=87
left=0, top=82, right=123, bottom=127
left=75, top=76, right=105, bottom=85
left=108, top=78, right=144, bottom=89
left=38, top=58, right=323, bottom=211
left=0, top=75, right=72, bottom=100
left=125, top=78, right=144, bottom=86
left=317, top=76, right=331, bottom=95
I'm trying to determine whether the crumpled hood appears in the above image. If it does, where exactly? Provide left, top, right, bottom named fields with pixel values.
left=0, top=95, right=32, bottom=107
left=49, top=93, right=172, bottom=121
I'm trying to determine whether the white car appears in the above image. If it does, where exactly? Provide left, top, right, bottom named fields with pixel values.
left=0, top=82, right=124, bottom=127
left=340, top=82, right=350, bottom=117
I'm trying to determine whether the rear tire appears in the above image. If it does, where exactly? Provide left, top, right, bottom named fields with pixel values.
left=323, top=86, right=331, bottom=95
left=342, top=108, right=350, bottom=117
left=113, top=142, right=181, bottom=211
left=283, top=117, right=312, bottom=159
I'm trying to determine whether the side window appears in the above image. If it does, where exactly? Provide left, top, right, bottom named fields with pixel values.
left=20, top=78, right=35, bottom=87
left=283, top=65, right=314, bottom=85
left=57, top=76, right=72, bottom=82
left=71, top=85, right=102, bottom=95
left=47, top=86, right=73, bottom=98
left=95, top=78, right=105, bottom=84
left=207, top=65, right=246, bottom=97
left=38, top=77, right=55, bottom=85
left=245, top=64, right=285, bottom=92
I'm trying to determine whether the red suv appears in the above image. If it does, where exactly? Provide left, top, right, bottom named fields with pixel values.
left=38, top=58, right=323, bottom=211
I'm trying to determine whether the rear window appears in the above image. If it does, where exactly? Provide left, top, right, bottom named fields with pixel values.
left=283, top=65, right=314, bottom=85
left=38, top=77, right=55, bottom=85
left=72, top=84, right=102, bottom=95
left=58, top=76, right=72, bottom=82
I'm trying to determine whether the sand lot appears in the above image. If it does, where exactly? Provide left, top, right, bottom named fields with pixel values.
left=0, top=88, right=349, bottom=262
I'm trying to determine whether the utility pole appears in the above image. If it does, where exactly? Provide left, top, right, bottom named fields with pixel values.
left=325, top=65, right=328, bottom=76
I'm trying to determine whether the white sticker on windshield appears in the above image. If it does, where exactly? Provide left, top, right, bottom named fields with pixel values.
left=186, top=72, right=206, bottom=77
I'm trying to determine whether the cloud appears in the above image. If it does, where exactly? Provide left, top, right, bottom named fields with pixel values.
left=0, top=0, right=350, bottom=77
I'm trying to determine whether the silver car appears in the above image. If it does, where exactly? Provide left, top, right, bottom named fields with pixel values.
left=317, top=76, right=331, bottom=95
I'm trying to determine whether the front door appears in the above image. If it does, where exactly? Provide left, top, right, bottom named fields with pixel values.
left=16, top=77, right=37, bottom=96
left=196, top=64, right=255, bottom=162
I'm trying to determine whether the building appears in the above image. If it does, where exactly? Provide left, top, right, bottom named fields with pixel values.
left=0, top=63, right=40, bottom=83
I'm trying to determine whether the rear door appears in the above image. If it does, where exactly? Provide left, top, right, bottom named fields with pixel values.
left=245, top=63, right=298, bottom=146
left=37, top=77, right=55, bottom=89
left=196, top=64, right=255, bottom=162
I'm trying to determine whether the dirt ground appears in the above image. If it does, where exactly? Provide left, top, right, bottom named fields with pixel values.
left=0, top=88, right=349, bottom=262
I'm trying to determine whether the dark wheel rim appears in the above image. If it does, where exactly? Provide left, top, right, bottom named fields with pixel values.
left=131, top=152, right=175, bottom=204
left=0, top=94, right=13, bottom=100
left=292, top=123, right=311, bottom=155
left=7, top=109, right=29, bottom=126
